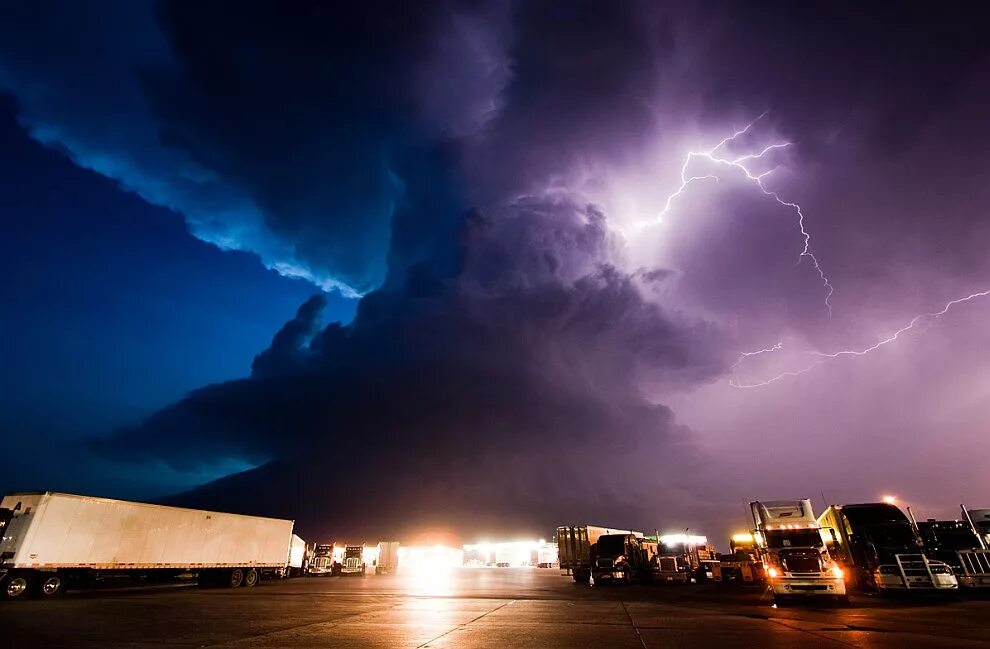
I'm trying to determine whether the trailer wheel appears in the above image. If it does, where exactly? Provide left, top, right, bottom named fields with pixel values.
left=3, top=573, right=32, bottom=599
left=227, top=569, right=244, bottom=588
left=36, top=573, right=66, bottom=598
left=243, top=569, right=259, bottom=588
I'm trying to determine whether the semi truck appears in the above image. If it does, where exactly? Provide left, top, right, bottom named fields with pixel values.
left=649, top=535, right=718, bottom=583
left=913, top=507, right=990, bottom=589
left=308, top=543, right=338, bottom=576
left=590, top=533, right=652, bottom=584
left=751, top=500, right=846, bottom=601
left=712, top=533, right=765, bottom=584
left=818, top=502, right=957, bottom=592
left=556, top=525, right=639, bottom=584
left=0, top=492, right=297, bottom=599
left=341, top=544, right=366, bottom=575
left=376, top=541, right=400, bottom=574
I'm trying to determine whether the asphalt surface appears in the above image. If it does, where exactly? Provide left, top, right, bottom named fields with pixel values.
left=2, top=568, right=989, bottom=648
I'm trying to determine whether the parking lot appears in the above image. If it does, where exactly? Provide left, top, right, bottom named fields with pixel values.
left=2, top=568, right=989, bottom=648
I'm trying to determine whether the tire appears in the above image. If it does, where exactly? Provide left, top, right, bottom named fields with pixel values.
left=3, top=573, right=32, bottom=600
left=243, top=569, right=259, bottom=588
left=36, top=573, right=66, bottom=598
left=227, top=569, right=244, bottom=588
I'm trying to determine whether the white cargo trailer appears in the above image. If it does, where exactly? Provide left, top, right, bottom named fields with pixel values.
left=287, top=534, right=307, bottom=577
left=0, top=492, right=296, bottom=599
left=376, top=541, right=399, bottom=574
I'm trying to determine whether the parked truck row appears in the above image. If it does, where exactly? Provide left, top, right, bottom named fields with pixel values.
left=557, top=499, right=990, bottom=603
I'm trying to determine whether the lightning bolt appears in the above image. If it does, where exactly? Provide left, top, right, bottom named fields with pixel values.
left=651, top=112, right=834, bottom=316
left=731, top=289, right=990, bottom=388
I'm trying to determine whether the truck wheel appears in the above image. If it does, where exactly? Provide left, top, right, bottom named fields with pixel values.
left=243, top=569, right=259, bottom=588
left=227, top=569, right=244, bottom=588
left=3, top=573, right=32, bottom=599
left=36, top=573, right=66, bottom=598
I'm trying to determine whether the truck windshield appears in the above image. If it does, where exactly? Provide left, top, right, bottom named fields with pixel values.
left=596, top=535, right=627, bottom=557
left=865, top=522, right=920, bottom=549
left=765, top=529, right=822, bottom=548
left=345, top=548, right=362, bottom=558
left=920, top=525, right=980, bottom=551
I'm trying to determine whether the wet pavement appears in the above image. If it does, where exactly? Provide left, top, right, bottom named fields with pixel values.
left=2, top=568, right=988, bottom=647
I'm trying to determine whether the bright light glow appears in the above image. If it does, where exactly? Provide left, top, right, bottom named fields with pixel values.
left=731, top=533, right=755, bottom=544
left=461, top=539, right=557, bottom=567
left=397, top=545, right=462, bottom=596
left=767, top=567, right=779, bottom=578
left=659, top=533, right=708, bottom=546
left=882, top=495, right=897, bottom=505
left=830, top=565, right=844, bottom=579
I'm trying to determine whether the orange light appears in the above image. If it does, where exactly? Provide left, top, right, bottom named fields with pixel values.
left=830, top=565, right=844, bottom=579
left=882, top=495, right=896, bottom=505
left=767, top=567, right=779, bottom=578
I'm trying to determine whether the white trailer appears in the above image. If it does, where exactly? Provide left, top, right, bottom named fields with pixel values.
left=376, top=541, right=399, bottom=574
left=287, top=534, right=307, bottom=577
left=0, top=492, right=295, bottom=599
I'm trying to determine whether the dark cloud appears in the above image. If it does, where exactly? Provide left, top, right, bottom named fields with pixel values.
left=97, top=197, right=730, bottom=537
left=4, top=1, right=990, bottom=539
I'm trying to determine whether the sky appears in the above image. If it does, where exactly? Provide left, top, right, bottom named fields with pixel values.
left=1, top=0, right=989, bottom=544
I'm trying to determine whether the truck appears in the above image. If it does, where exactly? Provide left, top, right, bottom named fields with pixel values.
left=590, top=533, right=652, bottom=584
left=913, top=507, right=990, bottom=589
left=0, top=491, right=296, bottom=599
left=556, top=525, right=639, bottom=584
left=308, top=543, right=338, bottom=576
left=751, top=500, right=846, bottom=602
left=648, top=535, right=718, bottom=583
left=375, top=541, right=400, bottom=574
left=712, top=533, right=765, bottom=584
left=818, top=502, right=957, bottom=592
left=340, top=544, right=366, bottom=576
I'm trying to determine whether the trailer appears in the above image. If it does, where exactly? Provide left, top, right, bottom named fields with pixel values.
left=376, top=541, right=400, bottom=574
left=287, top=534, right=307, bottom=577
left=0, top=492, right=296, bottom=599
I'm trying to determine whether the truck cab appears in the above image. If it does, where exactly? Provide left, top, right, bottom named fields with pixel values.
left=751, top=500, right=846, bottom=601
left=308, top=543, right=337, bottom=576
left=591, top=534, right=648, bottom=584
left=341, top=544, right=366, bottom=576
left=819, top=503, right=957, bottom=592
left=917, top=520, right=990, bottom=589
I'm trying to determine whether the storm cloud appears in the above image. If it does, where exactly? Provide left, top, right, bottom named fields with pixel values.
left=3, top=1, right=990, bottom=539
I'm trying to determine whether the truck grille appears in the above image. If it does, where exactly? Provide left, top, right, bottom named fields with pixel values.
left=781, top=552, right=821, bottom=573
left=958, top=550, right=990, bottom=575
left=659, top=558, right=678, bottom=573
left=596, top=558, right=614, bottom=568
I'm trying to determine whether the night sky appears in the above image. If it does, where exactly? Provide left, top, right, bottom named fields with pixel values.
left=1, top=1, right=989, bottom=543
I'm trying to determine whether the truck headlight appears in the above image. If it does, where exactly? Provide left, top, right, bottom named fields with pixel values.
left=767, top=567, right=779, bottom=578
left=830, top=565, right=844, bottom=579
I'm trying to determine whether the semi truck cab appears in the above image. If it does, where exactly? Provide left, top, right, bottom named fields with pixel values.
left=819, top=503, right=957, bottom=592
left=751, top=500, right=847, bottom=601
left=341, top=545, right=366, bottom=576
left=591, top=534, right=647, bottom=584
left=917, top=519, right=990, bottom=589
